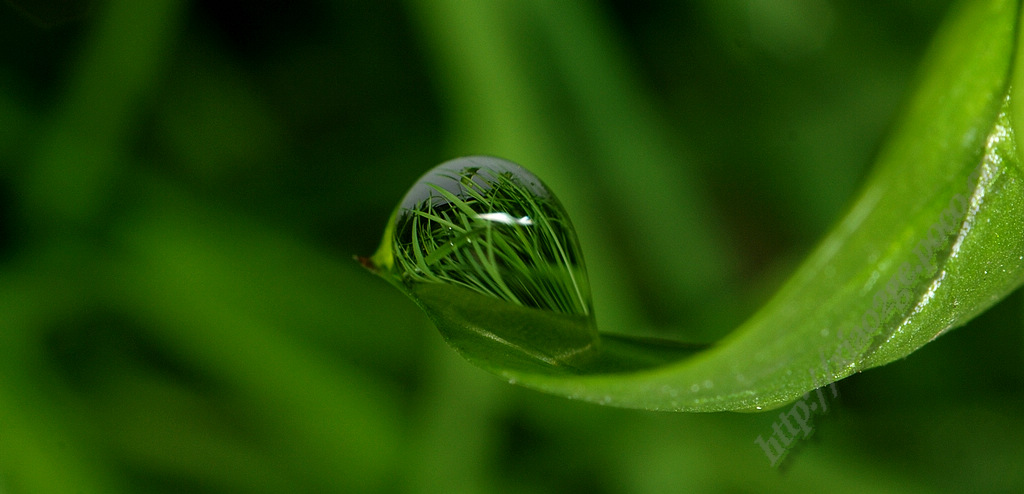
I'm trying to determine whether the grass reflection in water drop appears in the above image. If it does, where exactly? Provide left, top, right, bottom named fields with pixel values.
left=391, top=156, right=592, bottom=318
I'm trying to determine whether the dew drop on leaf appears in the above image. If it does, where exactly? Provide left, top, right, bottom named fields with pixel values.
left=366, top=156, right=599, bottom=368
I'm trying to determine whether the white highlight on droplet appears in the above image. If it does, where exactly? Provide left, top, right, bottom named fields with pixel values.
left=476, top=212, right=533, bottom=225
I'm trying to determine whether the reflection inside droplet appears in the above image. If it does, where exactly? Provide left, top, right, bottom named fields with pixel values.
left=370, top=156, right=598, bottom=367
left=392, top=156, right=592, bottom=318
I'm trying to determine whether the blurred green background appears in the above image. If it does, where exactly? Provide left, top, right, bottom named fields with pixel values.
left=1, top=0, right=1021, bottom=492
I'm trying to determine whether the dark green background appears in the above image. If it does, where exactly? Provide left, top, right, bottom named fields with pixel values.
left=1, top=0, right=1020, bottom=492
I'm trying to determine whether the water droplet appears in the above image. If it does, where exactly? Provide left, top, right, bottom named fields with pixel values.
left=368, top=156, right=597, bottom=367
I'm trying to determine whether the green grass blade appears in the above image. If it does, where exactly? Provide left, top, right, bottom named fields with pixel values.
left=374, top=0, right=1024, bottom=412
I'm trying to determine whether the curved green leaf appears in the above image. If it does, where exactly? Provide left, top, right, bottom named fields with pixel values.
left=366, top=0, right=1024, bottom=411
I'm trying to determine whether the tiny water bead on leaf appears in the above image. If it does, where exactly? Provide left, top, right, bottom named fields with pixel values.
left=364, top=156, right=602, bottom=368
